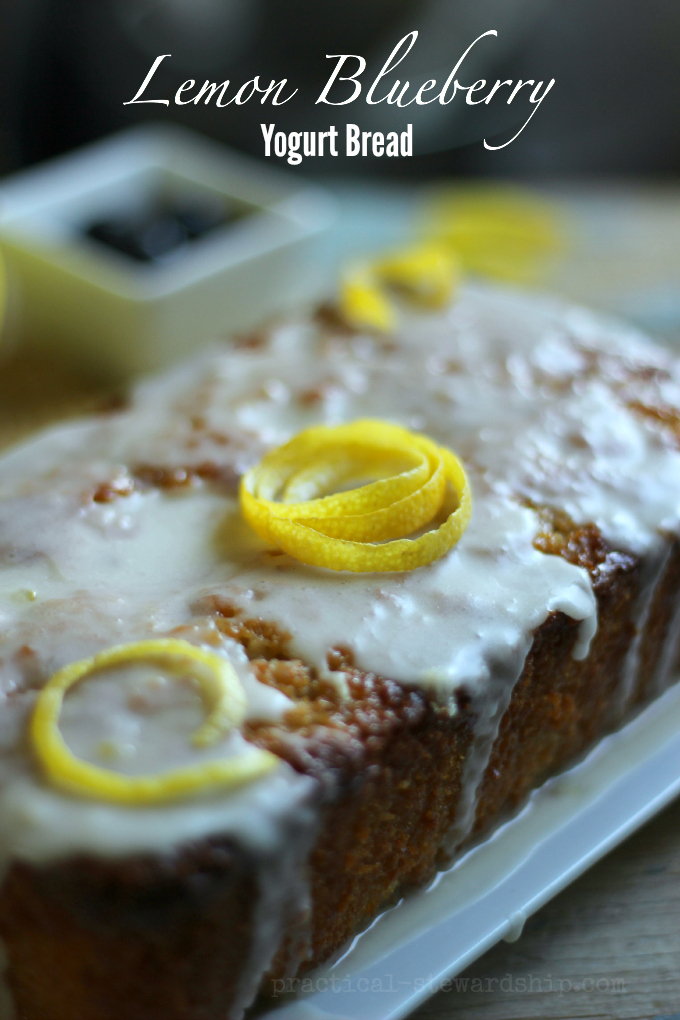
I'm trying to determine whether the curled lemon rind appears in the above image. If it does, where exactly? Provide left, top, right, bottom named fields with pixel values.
left=340, top=243, right=460, bottom=332
left=374, top=243, right=461, bottom=308
left=30, top=639, right=278, bottom=805
left=420, top=187, right=564, bottom=284
left=240, top=420, right=471, bottom=573
left=340, top=266, right=396, bottom=333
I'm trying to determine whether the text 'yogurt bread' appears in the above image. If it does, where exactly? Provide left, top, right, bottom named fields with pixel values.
left=0, top=282, right=680, bottom=1019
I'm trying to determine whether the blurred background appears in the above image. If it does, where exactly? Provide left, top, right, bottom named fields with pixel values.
left=2, top=0, right=680, bottom=177
left=2, top=0, right=680, bottom=443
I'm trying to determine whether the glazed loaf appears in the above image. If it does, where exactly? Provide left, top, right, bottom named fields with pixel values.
left=0, top=284, right=679, bottom=1020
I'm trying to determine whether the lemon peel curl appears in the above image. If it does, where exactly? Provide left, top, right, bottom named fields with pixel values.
left=420, top=186, right=564, bottom=284
left=30, top=639, right=278, bottom=805
left=240, top=420, right=471, bottom=573
left=340, top=242, right=460, bottom=333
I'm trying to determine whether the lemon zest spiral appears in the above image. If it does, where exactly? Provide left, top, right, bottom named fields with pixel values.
left=240, top=420, right=471, bottom=573
left=340, top=242, right=459, bottom=332
left=340, top=265, right=396, bottom=333
left=30, top=639, right=278, bottom=805
left=420, top=186, right=564, bottom=284
left=375, top=244, right=461, bottom=307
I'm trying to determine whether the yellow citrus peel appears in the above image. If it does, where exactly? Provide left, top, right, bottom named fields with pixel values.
left=30, top=639, right=278, bottom=805
left=420, top=186, right=564, bottom=284
left=340, top=242, right=460, bottom=332
left=338, top=189, right=562, bottom=331
left=375, top=244, right=461, bottom=307
left=340, top=265, right=396, bottom=333
left=240, top=420, right=471, bottom=573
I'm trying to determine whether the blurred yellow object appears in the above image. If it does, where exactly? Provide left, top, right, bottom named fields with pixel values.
left=420, top=186, right=564, bottom=284
left=340, top=242, right=460, bottom=332
left=340, top=265, right=396, bottom=333
left=375, top=243, right=461, bottom=308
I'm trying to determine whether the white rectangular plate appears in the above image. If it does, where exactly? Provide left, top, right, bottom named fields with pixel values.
left=259, top=679, right=680, bottom=1020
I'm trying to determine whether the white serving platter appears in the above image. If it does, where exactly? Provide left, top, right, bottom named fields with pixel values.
left=259, top=678, right=680, bottom=1020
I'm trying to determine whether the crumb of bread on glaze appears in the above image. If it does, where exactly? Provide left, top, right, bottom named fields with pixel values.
left=232, top=329, right=270, bottom=351
left=628, top=399, right=680, bottom=445
left=313, top=301, right=356, bottom=335
left=87, top=462, right=241, bottom=504
left=135, top=462, right=240, bottom=492
left=91, top=475, right=136, bottom=503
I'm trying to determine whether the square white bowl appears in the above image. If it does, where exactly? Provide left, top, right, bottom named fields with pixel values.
left=0, top=124, right=335, bottom=378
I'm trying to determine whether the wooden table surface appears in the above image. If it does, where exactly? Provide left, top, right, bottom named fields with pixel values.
left=412, top=795, right=680, bottom=1020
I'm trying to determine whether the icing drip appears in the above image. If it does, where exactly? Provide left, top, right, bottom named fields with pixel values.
left=444, top=644, right=530, bottom=853
left=231, top=809, right=319, bottom=1020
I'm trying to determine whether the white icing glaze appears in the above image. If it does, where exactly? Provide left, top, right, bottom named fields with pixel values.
left=0, top=282, right=679, bottom=1013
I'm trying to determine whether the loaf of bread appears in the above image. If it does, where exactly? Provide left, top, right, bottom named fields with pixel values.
left=0, top=283, right=679, bottom=1020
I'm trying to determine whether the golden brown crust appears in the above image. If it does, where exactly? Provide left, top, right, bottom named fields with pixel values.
left=631, top=539, right=680, bottom=705
left=0, top=667, right=474, bottom=1019
left=0, top=843, right=259, bottom=1020
left=473, top=542, right=640, bottom=833
left=270, top=696, right=473, bottom=977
